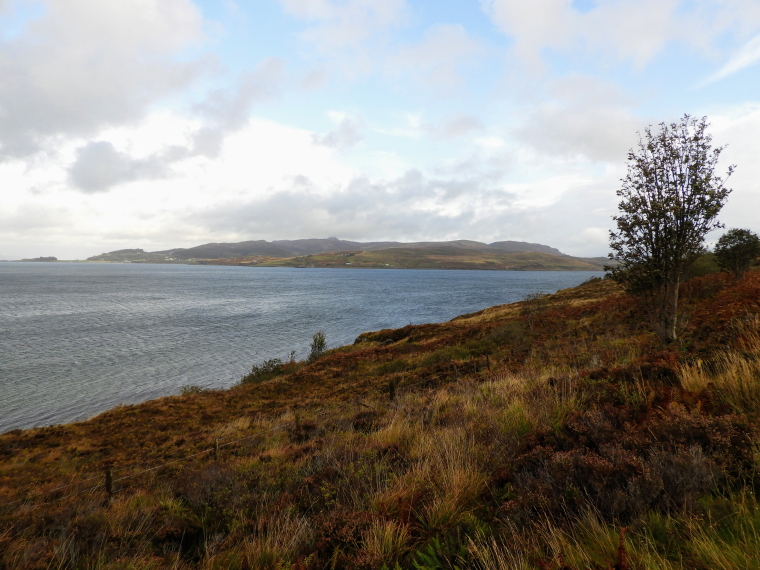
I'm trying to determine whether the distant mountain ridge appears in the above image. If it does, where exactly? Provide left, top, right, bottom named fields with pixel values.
left=88, top=237, right=570, bottom=262
left=86, top=238, right=611, bottom=270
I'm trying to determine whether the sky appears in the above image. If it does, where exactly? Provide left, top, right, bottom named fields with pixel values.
left=1, top=0, right=760, bottom=260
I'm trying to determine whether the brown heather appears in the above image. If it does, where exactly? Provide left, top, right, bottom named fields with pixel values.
left=2, top=271, right=760, bottom=569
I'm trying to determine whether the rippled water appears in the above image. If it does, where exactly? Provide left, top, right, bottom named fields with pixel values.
left=0, top=263, right=602, bottom=432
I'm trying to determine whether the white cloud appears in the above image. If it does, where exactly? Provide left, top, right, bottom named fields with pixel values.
left=479, top=0, right=760, bottom=70
left=0, top=0, right=208, bottom=158
left=389, top=24, right=483, bottom=90
left=312, top=116, right=364, bottom=149
left=277, top=0, right=408, bottom=76
left=710, top=104, right=760, bottom=235
left=704, top=33, right=760, bottom=84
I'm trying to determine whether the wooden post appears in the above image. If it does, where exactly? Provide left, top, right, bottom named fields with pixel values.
left=214, top=438, right=219, bottom=461
left=295, top=412, right=302, bottom=439
left=105, top=467, right=113, bottom=499
left=388, top=379, right=396, bottom=402
left=486, top=355, right=491, bottom=371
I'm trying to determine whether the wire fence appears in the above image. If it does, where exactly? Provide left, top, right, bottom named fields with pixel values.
left=5, top=357, right=497, bottom=510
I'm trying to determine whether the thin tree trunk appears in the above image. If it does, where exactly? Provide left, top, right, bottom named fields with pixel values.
left=663, top=277, right=680, bottom=341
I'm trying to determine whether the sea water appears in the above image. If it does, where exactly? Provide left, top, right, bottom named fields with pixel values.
left=0, top=263, right=602, bottom=432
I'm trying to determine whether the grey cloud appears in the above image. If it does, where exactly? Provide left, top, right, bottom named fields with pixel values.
left=162, top=57, right=289, bottom=161
left=181, top=164, right=618, bottom=256
left=515, top=75, right=644, bottom=162
left=0, top=203, right=72, bottom=233
left=194, top=58, right=286, bottom=130
left=188, top=169, right=516, bottom=241
left=423, top=114, right=484, bottom=139
left=300, top=69, right=328, bottom=91
left=312, top=117, right=364, bottom=149
left=0, top=0, right=209, bottom=159
left=66, top=57, right=289, bottom=192
left=69, top=142, right=168, bottom=193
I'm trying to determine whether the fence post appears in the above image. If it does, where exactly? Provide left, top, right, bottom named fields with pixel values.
left=105, top=467, right=113, bottom=499
left=214, top=438, right=219, bottom=461
left=295, top=412, right=302, bottom=439
left=486, top=355, right=491, bottom=371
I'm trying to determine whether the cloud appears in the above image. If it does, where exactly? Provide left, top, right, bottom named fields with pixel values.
left=278, top=0, right=408, bottom=52
left=479, top=0, right=760, bottom=70
left=312, top=116, right=364, bottom=149
left=189, top=169, right=512, bottom=240
left=389, top=24, right=483, bottom=90
left=514, top=75, right=644, bottom=162
left=68, top=141, right=169, bottom=193
left=64, top=56, right=291, bottom=193
left=277, top=0, right=408, bottom=78
left=300, top=68, right=328, bottom=91
left=424, top=114, right=484, bottom=139
left=185, top=57, right=288, bottom=158
left=704, top=33, right=760, bottom=84
left=194, top=58, right=287, bottom=130
left=0, top=0, right=208, bottom=158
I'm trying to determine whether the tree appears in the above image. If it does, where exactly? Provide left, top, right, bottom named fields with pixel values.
left=308, top=331, right=327, bottom=362
left=608, top=115, right=733, bottom=341
left=714, top=228, right=760, bottom=281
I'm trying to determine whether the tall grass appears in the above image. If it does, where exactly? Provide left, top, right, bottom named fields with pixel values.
left=679, top=334, right=760, bottom=413
left=468, top=492, right=760, bottom=570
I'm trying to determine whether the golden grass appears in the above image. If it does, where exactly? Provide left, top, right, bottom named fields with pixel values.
left=468, top=493, right=760, bottom=570
left=679, top=332, right=760, bottom=413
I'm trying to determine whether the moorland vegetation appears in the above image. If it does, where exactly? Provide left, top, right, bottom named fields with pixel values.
left=2, top=265, right=760, bottom=569
left=2, top=116, right=760, bottom=569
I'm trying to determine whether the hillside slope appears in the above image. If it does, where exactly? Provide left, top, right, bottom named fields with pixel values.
left=87, top=238, right=591, bottom=265
left=233, top=247, right=604, bottom=270
left=2, top=271, right=760, bottom=569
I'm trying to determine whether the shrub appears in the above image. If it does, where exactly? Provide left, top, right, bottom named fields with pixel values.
left=715, top=228, right=760, bottom=281
left=239, top=358, right=285, bottom=385
left=309, top=331, right=327, bottom=362
left=376, top=359, right=412, bottom=375
left=683, top=251, right=720, bottom=280
left=179, top=385, right=205, bottom=395
left=421, top=345, right=471, bottom=367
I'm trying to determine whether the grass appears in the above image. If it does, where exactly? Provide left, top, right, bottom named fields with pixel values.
left=2, top=271, right=760, bottom=569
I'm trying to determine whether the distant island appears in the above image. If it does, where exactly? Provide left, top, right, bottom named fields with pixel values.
left=86, top=238, right=609, bottom=271
left=18, top=256, right=58, bottom=262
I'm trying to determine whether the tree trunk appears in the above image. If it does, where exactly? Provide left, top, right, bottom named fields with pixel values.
left=662, top=278, right=680, bottom=341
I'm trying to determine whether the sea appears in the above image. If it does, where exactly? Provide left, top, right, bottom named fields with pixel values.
left=0, top=263, right=603, bottom=433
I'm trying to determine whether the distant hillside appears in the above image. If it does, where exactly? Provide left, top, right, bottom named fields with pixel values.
left=18, top=256, right=58, bottom=262
left=201, top=246, right=606, bottom=271
left=88, top=237, right=600, bottom=263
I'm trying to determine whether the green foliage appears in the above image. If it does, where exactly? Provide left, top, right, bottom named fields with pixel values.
left=462, top=337, right=496, bottom=356
left=607, top=114, right=734, bottom=341
left=308, top=331, right=327, bottom=362
left=411, top=538, right=464, bottom=570
left=683, top=251, right=720, bottom=279
left=179, top=385, right=205, bottom=395
left=522, top=291, right=551, bottom=331
left=715, top=228, right=760, bottom=281
left=375, top=358, right=412, bottom=375
left=239, top=358, right=285, bottom=385
left=421, top=345, right=471, bottom=367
